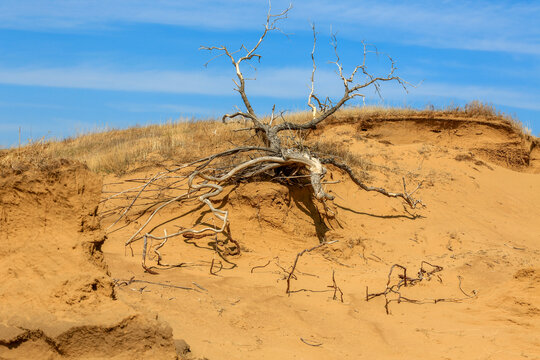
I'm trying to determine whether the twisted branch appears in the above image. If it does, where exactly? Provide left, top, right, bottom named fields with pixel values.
left=104, top=4, right=423, bottom=274
left=320, top=157, right=423, bottom=208
left=366, top=262, right=477, bottom=314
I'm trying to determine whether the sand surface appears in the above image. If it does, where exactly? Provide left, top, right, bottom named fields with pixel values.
left=1, top=117, right=539, bottom=359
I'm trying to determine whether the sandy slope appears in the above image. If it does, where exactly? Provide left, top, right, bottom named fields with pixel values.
left=0, top=161, right=178, bottom=359
left=1, top=117, right=539, bottom=359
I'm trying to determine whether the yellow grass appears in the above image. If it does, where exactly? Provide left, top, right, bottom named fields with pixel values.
left=282, top=101, right=529, bottom=131
left=1, top=102, right=534, bottom=175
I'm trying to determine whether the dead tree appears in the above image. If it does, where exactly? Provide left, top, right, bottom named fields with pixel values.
left=105, top=5, right=423, bottom=273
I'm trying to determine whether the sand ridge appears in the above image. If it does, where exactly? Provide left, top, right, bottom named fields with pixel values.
left=1, top=117, right=539, bottom=359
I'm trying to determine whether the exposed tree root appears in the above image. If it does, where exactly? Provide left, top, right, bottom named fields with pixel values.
left=103, top=4, right=423, bottom=274
left=286, top=240, right=338, bottom=295
left=366, top=262, right=478, bottom=314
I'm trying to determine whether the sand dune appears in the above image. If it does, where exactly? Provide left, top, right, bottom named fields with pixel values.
left=1, top=114, right=538, bottom=359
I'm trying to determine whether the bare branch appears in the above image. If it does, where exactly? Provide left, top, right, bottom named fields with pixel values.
left=274, top=38, right=409, bottom=134
left=200, top=3, right=292, bottom=132
left=222, top=111, right=255, bottom=123
left=320, top=157, right=423, bottom=209
left=366, top=262, right=476, bottom=314
left=268, top=104, right=276, bottom=126
left=105, top=5, right=422, bottom=275
left=286, top=240, right=338, bottom=295
left=307, top=24, right=318, bottom=119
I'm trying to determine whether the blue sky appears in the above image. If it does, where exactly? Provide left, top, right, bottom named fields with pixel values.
left=0, top=0, right=539, bottom=147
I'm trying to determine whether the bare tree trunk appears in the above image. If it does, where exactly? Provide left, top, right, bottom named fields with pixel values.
left=106, top=4, right=422, bottom=273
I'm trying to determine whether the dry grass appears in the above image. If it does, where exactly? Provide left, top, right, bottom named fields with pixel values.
left=0, top=102, right=534, bottom=175
left=1, top=119, right=256, bottom=175
left=309, top=140, right=374, bottom=182
left=281, top=101, right=530, bottom=134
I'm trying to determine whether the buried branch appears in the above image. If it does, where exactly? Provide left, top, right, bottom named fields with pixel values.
left=286, top=240, right=338, bottom=295
left=280, top=242, right=345, bottom=300
left=103, top=4, right=423, bottom=274
left=366, top=262, right=478, bottom=314
left=330, top=270, right=344, bottom=302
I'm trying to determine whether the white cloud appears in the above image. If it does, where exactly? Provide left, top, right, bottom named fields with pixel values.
left=0, top=0, right=266, bottom=30
left=107, top=102, right=225, bottom=116
left=0, top=101, right=65, bottom=110
left=0, top=66, right=233, bottom=95
left=408, top=82, right=540, bottom=111
left=1, top=1, right=538, bottom=54
left=296, top=1, right=540, bottom=54
left=0, top=65, right=537, bottom=112
left=372, top=81, right=540, bottom=112
left=0, top=65, right=343, bottom=98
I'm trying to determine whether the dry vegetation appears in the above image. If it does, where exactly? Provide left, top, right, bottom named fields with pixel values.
left=1, top=3, right=538, bottom=356
left=2, top=101, right=539, bottom=359
left=0, top=102, right=534, bottom=176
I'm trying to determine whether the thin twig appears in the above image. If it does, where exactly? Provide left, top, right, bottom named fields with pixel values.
left=210, top=258, right=223, bottom=276
left=300, top=338, right=323, bottom=347
left=330, top=270, right=344, bottom=302
left=251, top=260, right=271, bottom=273
left=366, top=262, right=476, bottom=314
left=286, top=240, right=338, bottom=295
left=113, top=278, right=197, bottom=292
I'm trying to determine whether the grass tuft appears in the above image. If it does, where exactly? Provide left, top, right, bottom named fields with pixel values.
left=1, top=102, right=534, bottom=174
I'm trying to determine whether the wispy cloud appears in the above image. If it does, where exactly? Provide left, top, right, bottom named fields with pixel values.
left=406, top=82, right=540, bottom=111
left=298, top=1, right=540, bottom=54
left=0, top=65, right=343, bottom=99
left=0, top=0, right=266, bottom=30
left=0, top=66, right=233, bottom=95
left=1, top=1, right=538, bottom=54
left=107, top=102, right=225, bottom=117
left=0, top=101, right=65, bottom=110
left=0, top=65, right=537, bottom=112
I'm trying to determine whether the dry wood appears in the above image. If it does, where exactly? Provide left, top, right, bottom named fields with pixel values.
left=104, top=4, right=423, bottom=274
left=286, top=240, right=338, bottom=295
left=300, top=338, right=323, bottom=347
left=250, top=260, right=272, bottom=273
left=113, top=277, right=197, bottom=292
left=366, top=262, right=477, bottom=314
left=330, top=270, right=344, bottom=302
